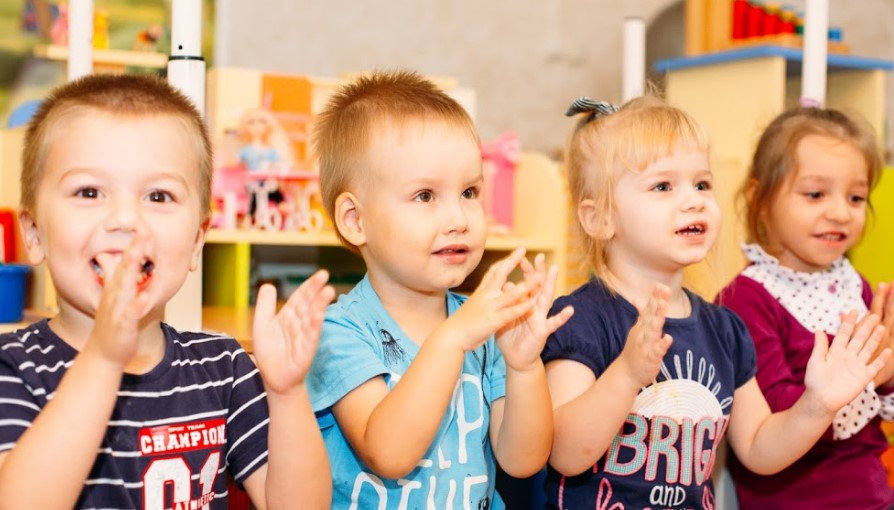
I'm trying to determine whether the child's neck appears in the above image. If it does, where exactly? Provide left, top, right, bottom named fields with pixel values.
left=606, top=266, right=690, bottom=319
left=368, top=277, right=448, bottom=345
left=49, top=305, right=168, bottom=375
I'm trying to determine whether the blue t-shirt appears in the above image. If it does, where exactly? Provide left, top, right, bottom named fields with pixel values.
left=239, top=145, right=279, bottom=172
left=541, top=279, right=756, bottom=510
left=307, top=276, right=508, bottom=509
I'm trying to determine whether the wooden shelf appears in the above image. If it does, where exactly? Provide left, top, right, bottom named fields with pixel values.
left=34, top=44, right=168, bottom=72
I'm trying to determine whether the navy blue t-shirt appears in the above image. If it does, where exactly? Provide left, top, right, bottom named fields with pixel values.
left=541, top=279, right=756, bottom=510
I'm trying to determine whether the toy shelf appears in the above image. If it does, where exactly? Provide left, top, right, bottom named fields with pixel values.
left=33, top=44, right=168, bottom=73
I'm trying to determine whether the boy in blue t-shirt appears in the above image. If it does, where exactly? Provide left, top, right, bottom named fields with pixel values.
left=306, top=70, right=574, bottom=509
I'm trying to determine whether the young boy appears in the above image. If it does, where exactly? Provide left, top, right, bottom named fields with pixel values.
left=0, top=74, right=332, bottom=508
left=306, top=70, right=574, bottom=508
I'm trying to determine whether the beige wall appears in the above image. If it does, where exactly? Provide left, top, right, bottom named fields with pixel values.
left=215, top=0, right=894, bottom=157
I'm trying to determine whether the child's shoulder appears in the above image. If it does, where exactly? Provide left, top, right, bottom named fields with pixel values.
left=162, top=323, right=248, bottom=359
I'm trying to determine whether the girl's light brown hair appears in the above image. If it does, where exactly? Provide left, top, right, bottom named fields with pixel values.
left=312, top=70, right=479, bottom=249
left=21, top=73, right=213, bottom=218
left=565, top=95, right=710, bottom=280
left=743, top=107, right=882, bottom=247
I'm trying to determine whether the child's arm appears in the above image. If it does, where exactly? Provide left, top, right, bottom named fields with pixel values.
left=546, top=284, right=673, bottom=476
left=242, top=270, right=335, bottom=510
left=727, top=312, right=889, bottom=475
left=331, top=248, right=538, bottom=479
left=0, top=237, right=151, bottom=507
left=489, top=254, right=573, bottom=477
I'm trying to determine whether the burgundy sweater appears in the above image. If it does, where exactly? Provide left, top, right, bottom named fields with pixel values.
left=718, top=274, right=894, bottom=510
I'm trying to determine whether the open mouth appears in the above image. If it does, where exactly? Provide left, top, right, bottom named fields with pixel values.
left=91, top=256, right=155, bottom=288
left=434, top=246, right=469, bottom=255
left=816, top=232, right=846, bottom=242
left=676, top=223, right=706, bottom=236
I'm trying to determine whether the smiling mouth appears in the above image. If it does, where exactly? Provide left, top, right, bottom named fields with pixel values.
left=816, top=233, right=846, bottom=242
left=434, top=247, right=468, bottom=255
left=676, top=224, right=705, bottom=236
left=91, top=257, right=155, bottom=287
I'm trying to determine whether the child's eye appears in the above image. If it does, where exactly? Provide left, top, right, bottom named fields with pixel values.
left=652, top=182, right=671, bottom=192
left=804, top=191, right=824, bottom=200
left=461, top=187, right=479, bottom=199
left=414, top=190, right=434, bottom=203
left=146, top=190, right=174, bottom=203
left=74, top=187, right=100, bottom=199
left=850, top=194, right=867, bottom=204
left=695, top=180, right=712, bottom=191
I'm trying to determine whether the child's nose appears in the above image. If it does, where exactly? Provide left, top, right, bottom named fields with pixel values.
left=444, top=200, right=470, bottom=233
left=682, top=188, right=707, bottom=212
left=825, top=196, right=851, bottom=222
left=104, top=197, right=143, bottom=232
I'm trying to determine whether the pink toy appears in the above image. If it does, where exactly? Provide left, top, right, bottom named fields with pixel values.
left=50, top=3, right=68, bottom=45
left=480, top=132, right=521, bottom=233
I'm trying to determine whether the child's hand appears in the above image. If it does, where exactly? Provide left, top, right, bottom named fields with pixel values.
left=870, top=282, right=894, bottom=385
left=252, top=270, right=335, bottom=396
left=804, top=310, right=890, bottom=413
left=496, top=253, right=574, bottom=372
left=447, top=248, right=538, bottom=352
left=617, top=283, right=674, bottom=390
left=87, top=234, right=152, bottom=368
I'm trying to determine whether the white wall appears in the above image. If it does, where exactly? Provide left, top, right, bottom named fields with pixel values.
left=215, top=0, right=894, bottom=157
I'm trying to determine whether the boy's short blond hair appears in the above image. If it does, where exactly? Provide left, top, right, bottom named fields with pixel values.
left=312, top=70, right=479, bottom=248
left=565, top=96, right=710, bottom=280
left=21, top=74, right=212, bottom=219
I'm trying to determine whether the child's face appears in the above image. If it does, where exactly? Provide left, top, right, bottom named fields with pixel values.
left=763, top=134, right=868, bottom=272
left=608, top=148, right=719, bottom=273
left=353, top=120, right=485, bottom=296
left=21, top=110, right=208, bottom=321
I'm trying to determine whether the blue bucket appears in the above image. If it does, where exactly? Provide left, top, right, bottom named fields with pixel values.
left=0, top=264, right=31, bottom=323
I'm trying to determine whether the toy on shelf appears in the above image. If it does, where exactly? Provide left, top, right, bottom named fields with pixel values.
left=685, top=0, right=849, bottom=56
left=480, top=132, right=520, bottom=235
left=133, top=24, right=162, bottom=52
left=93, top=8, right=109, bottom=50
left=211, top=106, right=324, bottom=233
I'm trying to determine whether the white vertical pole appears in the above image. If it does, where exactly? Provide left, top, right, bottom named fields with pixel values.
left=801, top=0, right=829, bottom=106
left=67, top=0, right=93, bottom=80
left=167, top=0, right=206, bottom=117
left=165, top=0, right=206, bottom=331
left=622, top=17, right=646, bottom=103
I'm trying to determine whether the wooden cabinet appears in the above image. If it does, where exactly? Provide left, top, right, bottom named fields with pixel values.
left=656, top=45, right=893, bottom=299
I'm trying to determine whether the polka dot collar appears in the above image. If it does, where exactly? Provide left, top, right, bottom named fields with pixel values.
left=740, top=244, right=866, bottom=334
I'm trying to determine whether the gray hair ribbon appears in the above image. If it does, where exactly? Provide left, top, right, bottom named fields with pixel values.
left=565, top=97, right=619, bottom=121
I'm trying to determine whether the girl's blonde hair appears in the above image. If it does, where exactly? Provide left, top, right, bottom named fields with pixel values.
left=565, top=95, right=710, bottom=280
left=743, top=107, right=882, bottom=248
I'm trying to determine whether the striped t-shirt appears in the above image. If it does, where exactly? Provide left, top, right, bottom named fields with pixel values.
left=0, top=320, right=269, bottom=509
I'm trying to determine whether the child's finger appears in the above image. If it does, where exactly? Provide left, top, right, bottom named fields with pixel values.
left=846, top=313, right=881, bottom=353
left=486, top=247, right=526, bottom=289
left=857, top=325, right=886, bottom=362
left=871, top=282, right=889, bottom=316
left=253, top=283, right=279, bottom=336
left=810, top=330, right=830, bottom=364
left=544, top=305, right=574, bottom=334
left=869, top=348, right=894, bottom=376
left=538, top=264, right=560, bottom=308
left=829, top=310, right=858, bottom=352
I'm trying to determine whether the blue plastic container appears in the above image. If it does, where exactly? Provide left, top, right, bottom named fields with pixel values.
left=0, top=264, right=31, bottom=323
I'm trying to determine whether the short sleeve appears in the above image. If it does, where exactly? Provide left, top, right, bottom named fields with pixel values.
left=485, top=339, right=507, bottom=403
left=226, top=348, right=271, bottom=484
left=0, top=343, right=40, bottom=453
left=307, top=312, right=390, bottom=413
left=541, top=295, right=614, bottom=377
left=723, top=307, right=758, bottom=389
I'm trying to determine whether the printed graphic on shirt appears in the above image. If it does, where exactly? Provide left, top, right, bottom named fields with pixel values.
left=348, top=372, right=493, bottom=509
left=139, top=418, right=227, bottom=510
left=560, top=350, right=731, bottom=510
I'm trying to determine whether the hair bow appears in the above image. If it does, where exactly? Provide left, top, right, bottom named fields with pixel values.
left=565, top=97, right=619, bottom=120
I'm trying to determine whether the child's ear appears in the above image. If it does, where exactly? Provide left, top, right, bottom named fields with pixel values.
left=744, top=178, right=759, bottom=207
left=188, top=217, right=211, bottom=272
left=578, top=199, right=614, bottom=241
left=18, top=210, right=46, bottom=265
left=334, top=192, right=366, bottom=248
